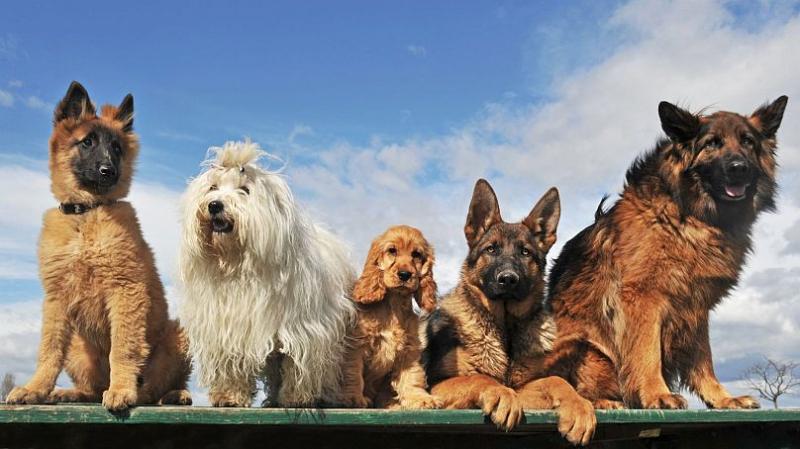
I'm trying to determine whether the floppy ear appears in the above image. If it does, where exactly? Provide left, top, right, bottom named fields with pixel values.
left=522, top=187, right=560, bottom=253
left=751, top=95, right=788, bottom=138
left=413, top=246, right=438, bottom=313
left=116, top=94, right=134, bottom=133
left=464, top=179, right=502, bottom=247
left=54, top=81, right=95, bottom=123
left=658, top=101, right=700, bottom=143
left=352, top=240, right=386, bottom=304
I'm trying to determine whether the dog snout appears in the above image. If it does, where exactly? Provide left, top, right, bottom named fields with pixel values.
left=725, top=158, right=750, bottom=181
left=496, top=270, right=519, bottom=288
left=208, top=200, right=224, bottom=215
left=398, top=270, right=412, bottom=282
left=98, top=164, right=117, bottom=178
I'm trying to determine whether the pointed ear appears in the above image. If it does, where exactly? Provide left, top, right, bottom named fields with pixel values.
left=54, top=81, right=95, bottom=123
left=522, top=187, right=560, bottom=253
left=116, top=94, right=134, bottom=133
left=464, top=179, right=502, bottom=246
left=751, top=95, right=788, bottom=138
left=352, top=240, right=386, bottom=304
left=658, top=101, right=700, bottom=142
left=413, top=245, right=437, bottom=313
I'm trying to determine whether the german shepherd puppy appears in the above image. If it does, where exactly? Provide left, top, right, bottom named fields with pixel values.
left=423, top=179, right=596, bottom=446
left=545, top=96, right=788, bottom=410
left=5, top=82, right=191, bottom=410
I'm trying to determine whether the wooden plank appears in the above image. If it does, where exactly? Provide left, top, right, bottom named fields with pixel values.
left=1, top=405, right=799, bottom=426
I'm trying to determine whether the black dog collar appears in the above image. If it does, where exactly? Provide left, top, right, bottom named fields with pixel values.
left=59, top=202, right=111, bottom=215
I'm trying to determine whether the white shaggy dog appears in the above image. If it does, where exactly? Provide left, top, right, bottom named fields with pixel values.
left=179, top=140, right=355, bottom=407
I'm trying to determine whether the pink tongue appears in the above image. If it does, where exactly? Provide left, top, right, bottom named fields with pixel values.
left=725, top=185, right=747, bottom=197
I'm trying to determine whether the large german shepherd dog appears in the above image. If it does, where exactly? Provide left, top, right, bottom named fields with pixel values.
left=423, top=179, right=596, bottom=446
left=5, top=82, right=192, bottom=410
left=546, top=96, right=788, bottom=410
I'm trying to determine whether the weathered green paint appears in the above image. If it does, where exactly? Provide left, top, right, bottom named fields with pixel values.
left=0, top=405, right=798, bottom=426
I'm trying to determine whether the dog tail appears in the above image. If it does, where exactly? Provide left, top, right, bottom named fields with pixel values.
left=595, top=195, right=610, bottom=221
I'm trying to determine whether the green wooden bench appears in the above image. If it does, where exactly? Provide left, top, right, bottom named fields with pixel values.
left=1, top=405, right=798, bottom=448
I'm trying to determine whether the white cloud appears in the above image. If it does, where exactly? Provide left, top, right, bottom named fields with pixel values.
left=287, top=124, right=313, bottom=144
left=406, top=44, right=427, bottom=57
left=24, top=96, right=53, bottom=112
left=0, top=90, right=13, bottom=107
left=7, top=80, right=22, bottom=88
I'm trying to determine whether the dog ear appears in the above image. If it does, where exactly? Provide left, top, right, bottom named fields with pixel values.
left=116, top=94, right=134, bottom=133
left=352, top=239, right=386, bottom=304
left=413, top=248, right=438, bottom=313
left=751, top=95, right=788, bottom=138
left=54, top=81, right=96, bottom=123
left=523, top=187, right=560, bottom=253
left=658, top=101, right=700, bottom=143
left=465, top=179, right=502, bottom=247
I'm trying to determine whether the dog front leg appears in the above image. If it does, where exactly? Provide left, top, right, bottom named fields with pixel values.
left=6, top=297, right=71, bottom=404
left=517, top=376, right=596, bottom=446
left=336, top=343, right=371, bottom=408
left=683, top=320, right=759, bottom=409
left=431, top=374, right=522, bottom=430
left=104, top=284, right=151, bottom=411
left=391, top=350, right=440, bottom=409
left=617, top=295, right=686, bottom=409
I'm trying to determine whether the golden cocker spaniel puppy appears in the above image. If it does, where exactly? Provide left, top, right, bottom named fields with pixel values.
left=338, top=225, right=440, bottom=409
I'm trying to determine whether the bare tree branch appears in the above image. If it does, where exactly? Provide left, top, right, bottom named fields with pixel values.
left=742, top=357, right=799, bottom=409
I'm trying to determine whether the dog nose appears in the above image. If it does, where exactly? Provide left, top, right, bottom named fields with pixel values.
left=208, top=201, right=224, bottom=215
left=726, top=159, right=750, bottom=179
left=398, top=271, right=412, bottom=282
left=98, top=164, right=116, bottom=178
left=497, top=271, right=519, bottom=287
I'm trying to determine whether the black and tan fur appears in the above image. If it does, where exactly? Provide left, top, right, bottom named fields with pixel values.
left=545, top=97, right=788, bottom=410
left=423, top=179, right=595, bottom=446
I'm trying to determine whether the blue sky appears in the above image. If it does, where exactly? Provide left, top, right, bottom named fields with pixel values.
left=2, top=0, right=800, bottom=406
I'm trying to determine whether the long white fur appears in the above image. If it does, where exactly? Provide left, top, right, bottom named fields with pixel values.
left=179, top=140, right=355, bottom=406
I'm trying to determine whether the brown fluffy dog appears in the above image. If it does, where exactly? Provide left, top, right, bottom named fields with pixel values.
left=338, top=225, right=440, bottom=409
left=546, top=97, right=788, bottom=410
left=5, top=81, right=191, bottom=410
left=423, top=180, right=595, bottom=446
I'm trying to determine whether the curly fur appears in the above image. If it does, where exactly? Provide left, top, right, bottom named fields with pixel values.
left=178, top=140, right=355, bottom=407
left=339, top=226, right=440, bottom=409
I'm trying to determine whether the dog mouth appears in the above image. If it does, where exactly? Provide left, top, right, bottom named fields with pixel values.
left=211, top=217, right=234, bottom=233
left=720, top=183, right=749, bottom=201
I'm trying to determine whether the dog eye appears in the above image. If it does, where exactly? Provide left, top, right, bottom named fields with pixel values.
left=703, top=138, right=721, bottom=150
left=388, top=247, right=397, bottom=255
left=239, top=186, right=250, bottom=194
left=520, top=248, right=531, bottom=256
left=81, top=137, right=93, bottom=147
left=485, top=246, right=496, bottom=255
left=741, top=135, right=755, bottom=147
left=411, top=250, right=422, bottom=259
left=209, top=185, right=218, bottom=191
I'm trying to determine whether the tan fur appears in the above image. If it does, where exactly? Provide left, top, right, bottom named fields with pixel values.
left=339, top=226, right=440, bottom=409
left=5, top=83, right=191, bottom=410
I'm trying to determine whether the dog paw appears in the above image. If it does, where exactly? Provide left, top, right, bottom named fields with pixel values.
left=102, top=388, right=138, bottom=411
left=399, top=393, right=442, bottom=410
left=159, top=389, right=193, bottom=406
left=49, top=388, right=98, bottom=403
left=712, top=395, right=760, bottom=409
left=642, top=393, right=687, bottom=409
left=479, top=386, right=523, bottom=431
left=338, top=395, right=373, bottom=409
left=5, top=387, right=51, bottom=405
left=557, top=397, right=597, bottom=446
left=210, top=391, right=252, bottom=408
left=593, top=399, right=625, bottom=410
